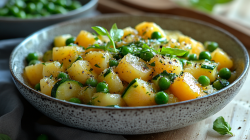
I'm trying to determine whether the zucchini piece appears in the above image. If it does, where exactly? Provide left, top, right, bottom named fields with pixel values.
left=51, top=79, right=83, bottom=101
left=42, top=50, right=52, bottom=62
left=122, top=78, right=156, bottom=107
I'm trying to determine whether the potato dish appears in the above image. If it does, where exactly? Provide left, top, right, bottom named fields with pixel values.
left=24, top=22, right=235, bottom=107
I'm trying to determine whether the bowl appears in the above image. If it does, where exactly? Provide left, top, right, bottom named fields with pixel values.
left=9, top=14, right=249, bottom=134
left=0, top=0, right=98, bottom=39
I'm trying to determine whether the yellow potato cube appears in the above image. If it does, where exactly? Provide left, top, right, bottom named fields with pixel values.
left=25, top=63, right=43, bottom=86
left=115, top=54, right=153, bottom=83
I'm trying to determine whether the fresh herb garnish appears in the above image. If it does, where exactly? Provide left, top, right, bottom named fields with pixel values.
left=213, top=116, right=233, bottom=136
left=150, top=62, right=155, bottom=66
left=0, top=134, right=11, bottom=140
left=60, top=63, right=63, bottom=68
left=94, top=64, right=101, bottom=68
left=160, top=48, right=188, bottom=56
left=92, top=23, right=123, bottom=53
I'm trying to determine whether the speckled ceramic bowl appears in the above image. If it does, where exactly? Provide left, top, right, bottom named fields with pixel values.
left=9, top=14, right=249, bottom=134
left=0, top=0, right=98, bottom=39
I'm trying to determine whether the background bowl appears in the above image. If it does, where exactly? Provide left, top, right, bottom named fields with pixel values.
left=0, top=0, right=98, bottom=39
left=9, top=14, right=249, bottom=134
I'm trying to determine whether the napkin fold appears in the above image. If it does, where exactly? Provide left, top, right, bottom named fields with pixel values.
left=0, top=39, right=126, bottom=140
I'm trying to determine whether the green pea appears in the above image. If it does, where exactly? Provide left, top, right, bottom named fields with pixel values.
left=86, top=77, right=98, bottom=87
left=140, top=51, right=155, bottom=62
left=53, top=6, right=67, bottom=14
left=9, top=6, right=19, bottom=16
left=151, top=31, right=162, bottom=39
left=15, top=1, right=26, bottom=9
left=213, top=78, right=230, bottom=90
left=65, top=37, right=76, bottom=46
left=205, top=41, right=218, bottom=52
left=28, top=60, right=41, bottom=66
left=188, top=54, right=197, bottom=61
left=55, top=0, right=67, bottom=7
left=45, top=2, right=55, bottom=13
left=198, top=75, right=210, bottom=87
left=36, top=2, right=44, bottom=11
left=26, top=3, right=36, bottom=13
left=16, top=10, right=26, bottom=19
left=26, top=52, right=38, bottom=63
left=218, top=68, right=231, bottom=80
left=155, top=91, right=169, bottom=104
left=38, top=0, right=48, bottom=5
left=57, top=72, right=69, bottom=80
left=34, top=83, right=41, bottom=91
left=69, top=98, right=81, bottom=104
left=37, top=134, right=48, bottom=140
left=199, top=51, right=211, bottom=60
left=121, top=46, right=133, bottom=56
left=158, top=77, right=171, bottom=90
left=109, top=60, right=119, bottom=67
left=68, top=1, right=82, bottom=10
left=96, top=82, right=109, bottom=93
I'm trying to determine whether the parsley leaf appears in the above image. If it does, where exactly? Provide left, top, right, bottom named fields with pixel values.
left=94, top=64, right=101, bottom=68
left=213, top=116, right=233, bottom=136
left=92, top=23, right=124, bottom=53
left=160, top=48, right=188, bottom=56
left=0, top=134, right=11, bottom=140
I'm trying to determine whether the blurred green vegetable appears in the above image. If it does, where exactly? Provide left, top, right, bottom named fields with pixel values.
left=0, top=0, right=82, bottom=19
left=189, top=0, right=233, bottom=12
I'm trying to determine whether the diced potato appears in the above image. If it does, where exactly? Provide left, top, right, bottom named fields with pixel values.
left=54, top=34, right=71, bottom=47
left=167, top=93, right=179, bottom=104
left=183, top=60, right=218, bottom=82
left=43, top=61, right=64, bottom=78
left=178, top=36, right=205, bottom=56
left=40, top=77, right=56, bottom=96
left=67, top=60, right=97, bottom=85
left=84, top=51, right=110, bottom=75
left=122, top=78, right=156, bottom=107
left=149, top=55, right=183, bottom=77
left=75, top=30, right=97, bottom=48
left=98, top=68, right=124, bottom=94
left=52, top=46, right=83, bottom=69
left=98, top=35, right=109, bottom=43
left=122, top=27, right=138, bottom=39
left=164, top=30, right=183, bottom=40
left=202, top=85, right=217, bottom=95
left=135, top=22, right=166, bottom=39
left=115, top=54, right=153, bottom=83
left=169, top=72, right=206, bottom=101
left=91, top=93, right=126, bottom=106
left=25, top=63, right=43, bottom=86
left=78, top=86, right=96, bottom=104
left=211, top=48, right=233, bottom=70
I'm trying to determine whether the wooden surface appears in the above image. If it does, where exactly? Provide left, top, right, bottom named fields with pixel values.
left=97, top=0, right=250, bottom=49
left=97, top=1, right=250, bottom=139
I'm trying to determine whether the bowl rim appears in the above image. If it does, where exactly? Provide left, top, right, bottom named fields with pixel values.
left=9, top=14, right=250, bottom=110
left=0, top=0, right=98, bottom=22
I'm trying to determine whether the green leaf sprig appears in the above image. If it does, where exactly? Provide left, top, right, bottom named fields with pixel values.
left=91, top=23, right=124, bottom=53
left=0, top=134, right=11, bottom=140
left=213, top=116, right=233, bottom=136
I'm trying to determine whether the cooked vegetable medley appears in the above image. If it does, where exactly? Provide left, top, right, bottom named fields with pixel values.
left=24, top=22, right=236, bottom=107
left=0, top=0, right=82, bottom=19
